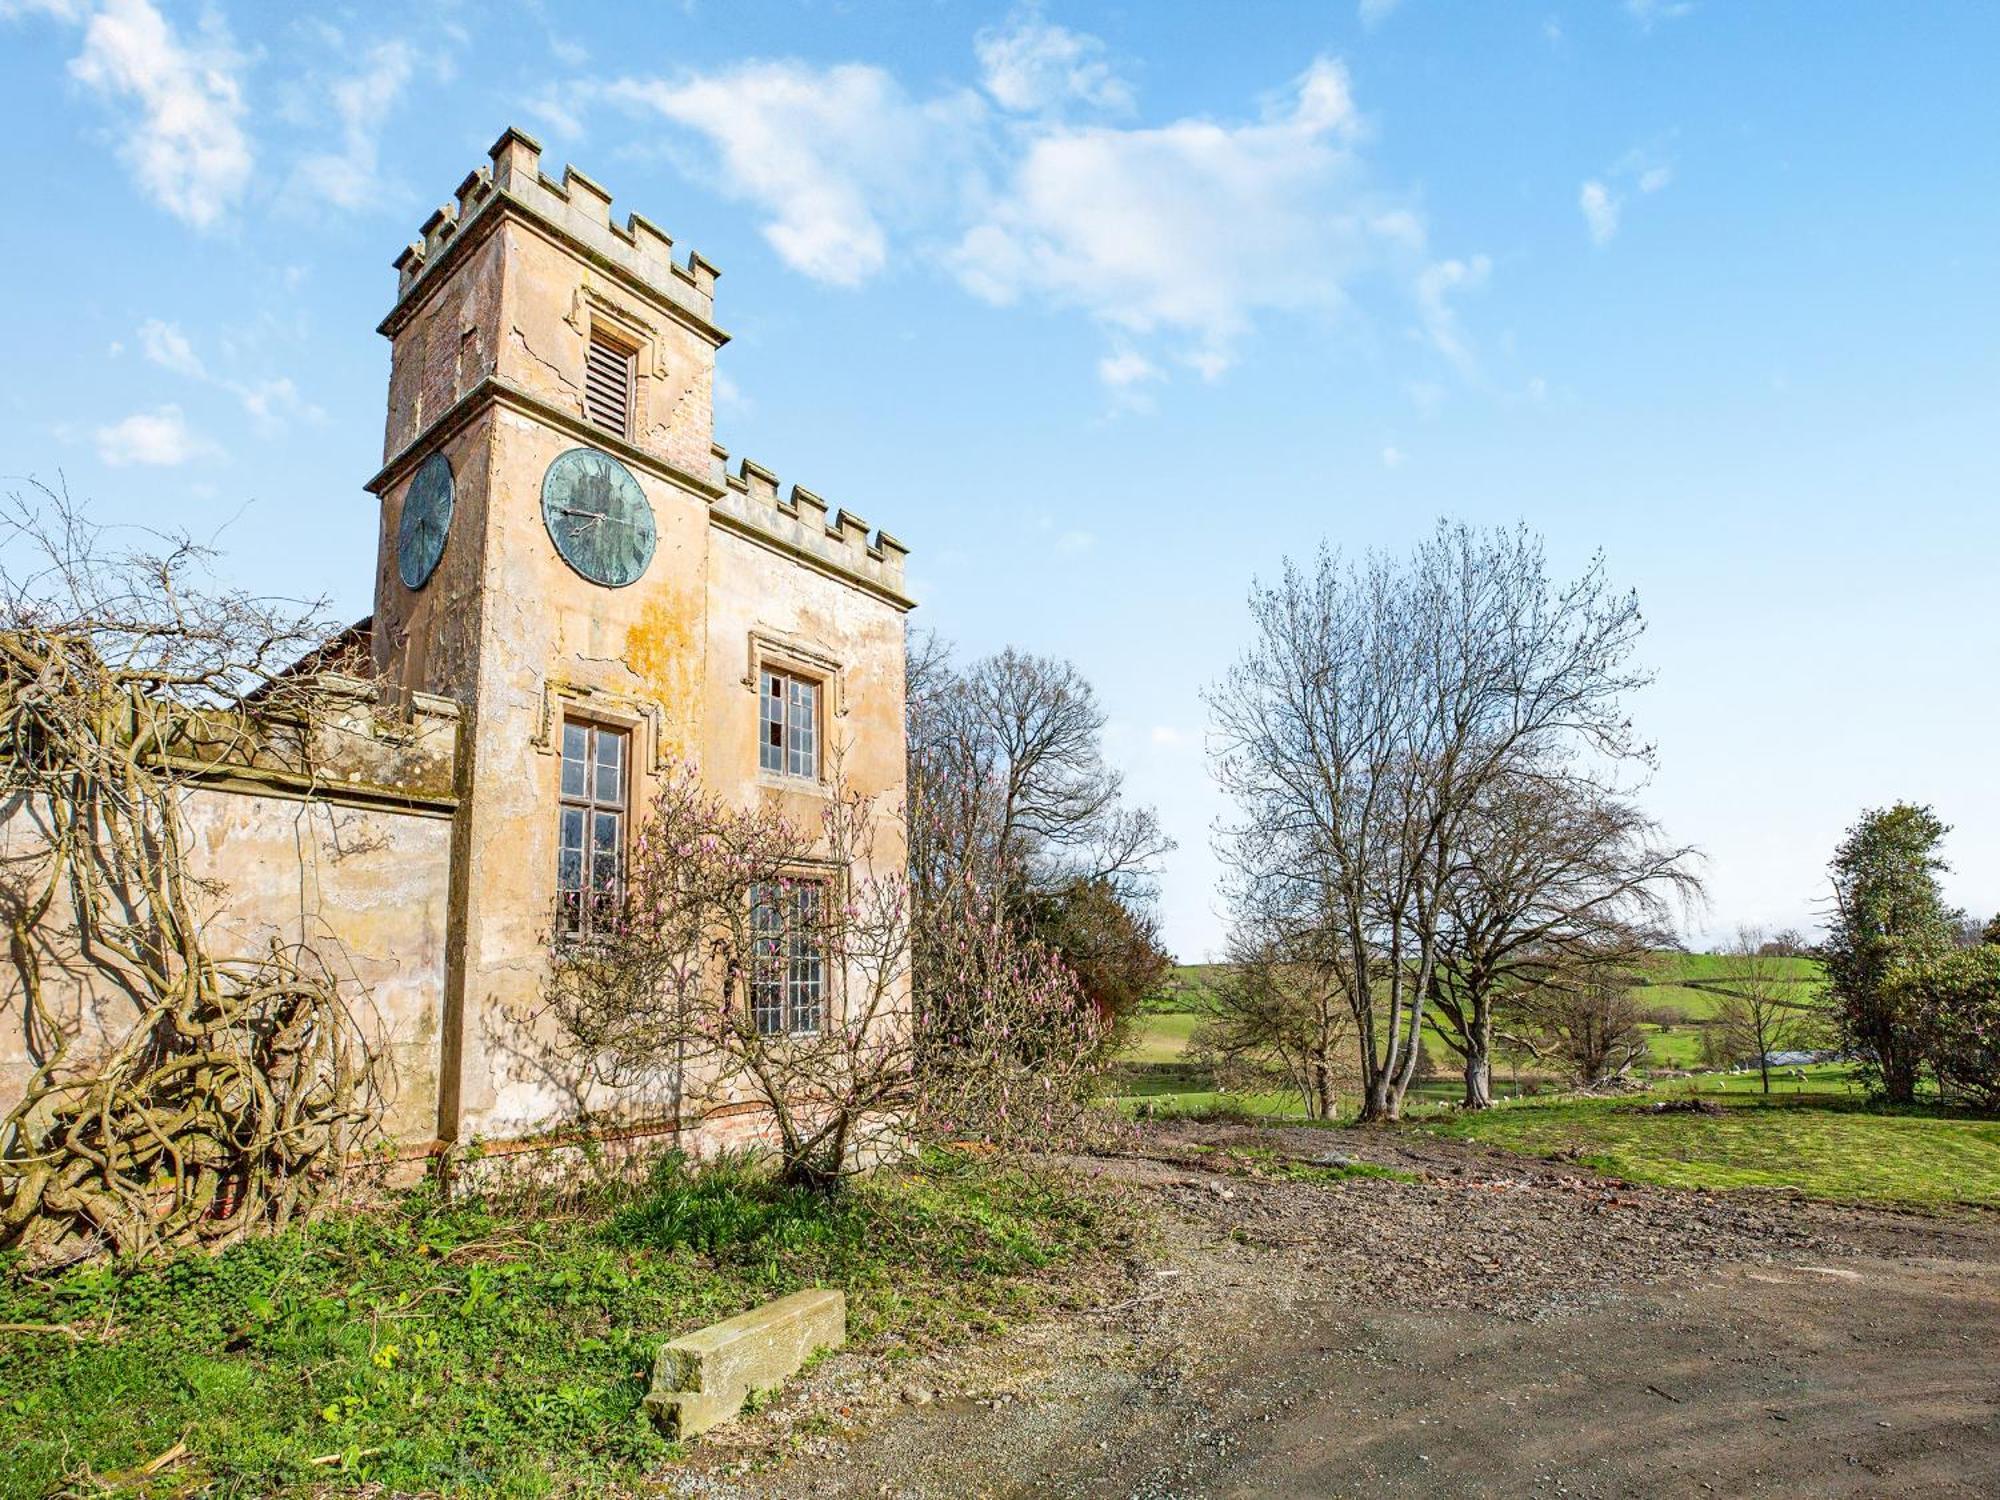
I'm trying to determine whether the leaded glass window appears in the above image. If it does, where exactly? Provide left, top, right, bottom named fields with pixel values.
left=556, top=720, right=627, bottom=941
left=758, top=669, right=819, bottom=780
left=749, top=880, right=823, bottom=1036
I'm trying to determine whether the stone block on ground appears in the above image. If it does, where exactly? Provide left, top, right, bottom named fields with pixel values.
left=643, top=1288, right=847, bottom=1438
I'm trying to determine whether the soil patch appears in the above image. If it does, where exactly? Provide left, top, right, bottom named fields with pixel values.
left=661, top=1121, right=2000, bottom=1498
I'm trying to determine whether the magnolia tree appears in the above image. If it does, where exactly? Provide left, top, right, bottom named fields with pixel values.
left=545, top=760, right=1103, bottom=1191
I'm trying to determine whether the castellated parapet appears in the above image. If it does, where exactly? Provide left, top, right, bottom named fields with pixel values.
left=710, top=444, right=910, bottom=602
left=379, top=126, right=911, bottom=608
left=390, top=127, right=720, bottom=334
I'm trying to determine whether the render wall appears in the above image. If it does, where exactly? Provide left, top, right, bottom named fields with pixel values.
left=0, top=783, right=453, bottom=1152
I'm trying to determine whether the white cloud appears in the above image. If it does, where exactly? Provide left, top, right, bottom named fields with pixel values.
left=714, top=371, right=751, bottom=413
left=1055, top=528, right=1094, bottom=556
left=606, top=62, right=982, bottom=286
left=1358, top=0, right=1405, bottom=28
left=1626, top=0, right=1694, bottom=27
left=1414, top=253, right=1488, bottom=373
left=1097, top=349, right=1161, bottom=388
left=975, top=8, right=1133, bottom=113
left=1382, top=444, right=1405, bottom=468
left=1149, top=725, right=1186, bottom=747
left=0, top=0, right=86, bottom=21
left=593, top=42, right=1467, bottom=391
left=287, top=40, right=417, bottom=212
left=65, top=0, right=252, bottom=228
left=1580, top=178, right=1620, bottom=245
left=95, top=404, right=220, bottom=466
left=953, top=57, right=1392, bottom=373
left=525, top=82, right=587, bottom=141
left=132, top=318, right=322, bottom=433
left=1582, top=150, right=1673, bottom=247
left=233, top=376, right=322, bottom=434
left=138, top=317, right=203, bottom=377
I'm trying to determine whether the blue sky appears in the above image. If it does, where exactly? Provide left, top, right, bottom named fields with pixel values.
left=3, top=0, right=1995, bottom=957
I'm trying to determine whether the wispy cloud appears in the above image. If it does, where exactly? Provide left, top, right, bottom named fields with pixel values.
left=1358, top=0, right=1406, bottom=29
left=579, top=33, right=1473, bottom=391
left=138, top=317, right=204, bottom=377
left=1097, top=349, right=1162, bottom=389
left=58, top=0, right=253, bottom=229
left=954, top=57, right=1402, bottom=376
left=1580, top=179, right=1620, bottom=246
left=1580, top=146, right=1674, bottom=247
left=286, top=40, right=418, bottom=213
left=1414, top=254, right=1489, bottom=373
left=976, top=6, right=1133, bottom=113
left=605, top=62, right=983, bottom=286
left=95, top=404, right=221, bottom=466
left=133, top=318, right=324, bottom=434
left=1625, top=0, right=1694, bottom=29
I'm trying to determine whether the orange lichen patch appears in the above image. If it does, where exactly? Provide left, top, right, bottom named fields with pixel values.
left=625, top=589, right=701, bottom=755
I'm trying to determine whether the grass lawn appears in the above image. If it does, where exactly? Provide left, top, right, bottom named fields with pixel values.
left=0, top=1152, right=1110, bottom=1499
left=1121, top=1009, right=1201, bottom=1064
left=1429, top=1091, right=2000, bottom=1209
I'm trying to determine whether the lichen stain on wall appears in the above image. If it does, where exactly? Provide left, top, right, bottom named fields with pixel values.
left=624, top=586, right=702, bottom=758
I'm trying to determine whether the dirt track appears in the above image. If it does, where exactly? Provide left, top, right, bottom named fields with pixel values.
left=668, top=1122, right=2000, bottom=1498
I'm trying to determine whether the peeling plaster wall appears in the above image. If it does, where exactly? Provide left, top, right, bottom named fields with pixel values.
left=0, top=785, right=453, bottom=1153
left=367, top=132, right=913, bottom=1153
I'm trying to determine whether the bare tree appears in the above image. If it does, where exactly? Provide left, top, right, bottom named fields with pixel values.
left=1429, top=767, right=1700, bottom=1107
left=546, top=758, right=1104, bottom=1190
left=1507, top=969, right=1650, bottom=1087
left=1711, top=925, right=1825, bottom=1092
left=1209, top=521, right=1655, bottom=1122
left=0, top=480, right=372, bottom=1264
left=907, top=632, right=1170, bottom=1047
left=908, top=635, right=1168, bottom=915
left=1191, top=928, right=1349, bottom=1118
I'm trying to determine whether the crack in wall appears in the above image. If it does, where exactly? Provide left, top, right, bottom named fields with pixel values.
left=510, top=325, right=580, bottom=398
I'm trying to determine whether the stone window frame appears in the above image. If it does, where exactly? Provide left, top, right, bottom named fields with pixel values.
left=554, top=716, right=629, bottom=944
left=532, top=678, right=666, bottom=776
left=743, top=630, right=845, bottom=791
left=747, top=853, right=850, bottom=1038
left=749, top=874, right=825, bottom=1037
left=566, top=288, right=662, bottom=442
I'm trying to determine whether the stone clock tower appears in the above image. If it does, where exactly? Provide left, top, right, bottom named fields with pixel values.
left=364, top=128, right=913, bottom=1151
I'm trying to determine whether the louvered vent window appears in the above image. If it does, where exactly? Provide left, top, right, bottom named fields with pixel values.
left=584, top=330, right=634, bottom=438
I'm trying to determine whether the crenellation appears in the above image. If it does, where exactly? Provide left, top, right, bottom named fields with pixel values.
left=712, top=458, right=909, bottom=600
left=790, top=483, right=830, bottom=533
left=683, top=251, right=721, bottom=299
left=420, top=201, right=459, bottom=260
left=454, top=165, right=494, bottom=220
left=389, top=126, right=723, bottom=335
left=561, top=164, right=613, bottom=226
left=738, top=457, right=779, bottom=502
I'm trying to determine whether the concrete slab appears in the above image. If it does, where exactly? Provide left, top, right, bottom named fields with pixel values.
left=644, top=1287, right=846, bottom=1438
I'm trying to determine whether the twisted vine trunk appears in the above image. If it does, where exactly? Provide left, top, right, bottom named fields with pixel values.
left=0, top=626, right=372, bottom=1265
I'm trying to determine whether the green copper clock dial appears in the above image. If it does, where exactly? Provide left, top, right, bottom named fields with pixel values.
left=541, top=447, right=656, bottom=588
left=396, top=451, right=454, bottom=590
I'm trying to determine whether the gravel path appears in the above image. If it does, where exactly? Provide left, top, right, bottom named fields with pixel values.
left=661, top=1122, right=2000, bottom=1498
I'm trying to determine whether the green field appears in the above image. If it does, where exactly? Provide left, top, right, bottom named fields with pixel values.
left=1428, top=1092, right=2000, bottom=1209
left=1625, top=950, right=1823, bottom=1022
left=1120, top=953, right=1830, bottom=1104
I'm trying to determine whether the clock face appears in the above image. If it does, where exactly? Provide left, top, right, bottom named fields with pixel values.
left=396, top=451, right=454, bottom=590
left=541, top=447, right=657, bottom=588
